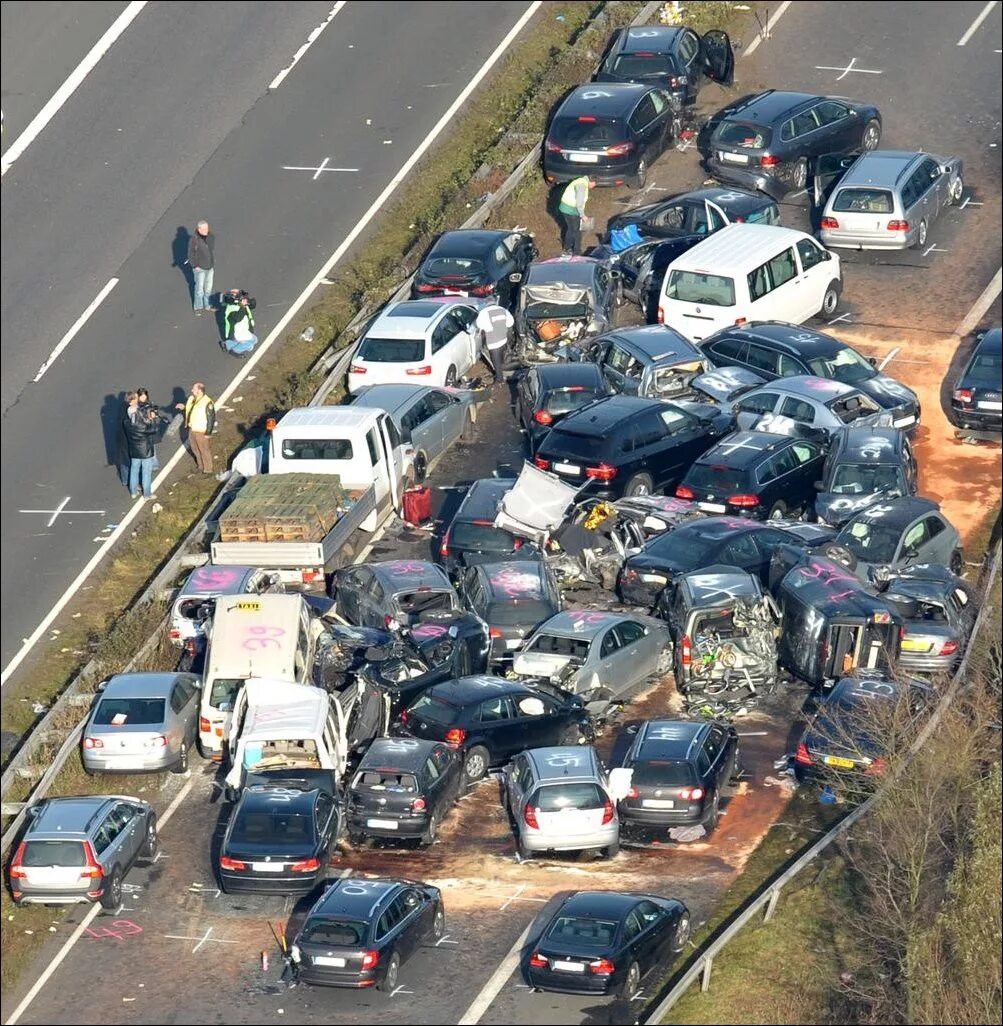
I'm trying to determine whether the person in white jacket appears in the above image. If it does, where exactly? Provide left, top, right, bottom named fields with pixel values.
left=475, top=303, right=515, bottom=383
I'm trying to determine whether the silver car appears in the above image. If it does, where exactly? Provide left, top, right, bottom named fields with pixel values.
left=512, top=610, right=672, bottom=699
left=82, top=672, right=201, bottom=775
left=9, top=795, right=157, bottom=908
left=503, top=745, right=621, bottom=860
left=817, top=150, right=963, bottom=251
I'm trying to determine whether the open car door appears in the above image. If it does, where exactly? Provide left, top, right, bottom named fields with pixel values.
left=812, top=152, right=858, bottom=210
left=701, top=29, right=734, bottom=87
left=493, top=461, right=583, bottom=544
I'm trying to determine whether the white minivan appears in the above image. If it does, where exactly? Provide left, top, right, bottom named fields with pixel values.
left=657, top=224, right=842, bottom=340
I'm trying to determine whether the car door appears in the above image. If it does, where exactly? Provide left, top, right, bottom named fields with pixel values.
left=513, top=692, right=571, bottom=749
left=601, top=342, right=632, bottom=393
left=110, top=802, right=143, bottom=865
left=793, top=237, right=833, bottom=316
left=596, top=626, right=629, bottom=688
left=505, top=752, right=531, bottom=816
left=616, top=618, right=658, bottom=685
left=442, top=309, right=476, bottom=378
left=363, top=573, right=388, bottom=628
left=920, top=514, right=954, bottom=564
left=813, top=100, right=858, bottom=154
left=315, top=791, right=337, bottom=856
left=812, top=152, right=857, bottom=209
left=734, top=390, right=783, bottom=430
left=786, top=440, right=826, bottom=505
left=704, top=724, right=730, bottom=790
left=628, top=93, right=660, bottom=162
left=391, top=892, right=423, bottom=960
left=430, top=389, right=464, bottom=450
left=475, top=694, right=520, bottom=761
left=703, top=334, right=750, bottom=369
left=717, top=530, right=766, bottom=578
left=621, top=906, right=655, bottom=975
left=699, top=29, right=734, bottom=88
left=637, top=899, right=675, bottom=961
left=763, top=247, right=807, bottom=321
left=517, top=368, right=538, bottom=431
left=916, top=156, right=944, bottom=223
left=675, top=29, right=703, bottom=99
left=657, top=405, right=715, bottom=486
left=335, top=567, right=368, bottom=623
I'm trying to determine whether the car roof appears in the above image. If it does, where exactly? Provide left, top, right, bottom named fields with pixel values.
left=828, top=674, right=903, bottom=704
left=615, top=25, right=683, bottom=53
left=560, top=890, right=643, bottom=918
left=669, top=223, right=814, bottom=275
left=427, top=675, right=526, bottom=704
left=555, top=395, right=665, bottom=437
left=848, top=496, right=940, bottom=527
left=833, top=426, right=904, bottom=461
left=535, top=362, right=605, bottom=388
left=782, top=556, right=899, bottom=617
left=534, top=610, right=628, bottom=640
left=369, top=299, right=461, bottom=338
left=457, top=478, right=516, bottom=518
left=180, top=564, right=258, bottom=597
left=721, top=89, right=824, bottom=124
left=525, top=257, right=601, bottom=287
left=604, top=325, right=701, bottom=361
left=638, top=719, right=705, bottom=758
left=681, top=566, right=761, bottom=604
left=838, top=150, right=929, bottom=188
left=31, top=796, right=118, bottom=836
left=277, top=405, right=383, bottom=433
left=559, top=82, right=651, bottom=117
left=527, top=745, right=600, bottom=780
left=710, top=321, right=843, bottom=356
left=478, top=560, right=547, bottom=600
left=429, top=229, right=508, bottom=256
left=680, top=187, right=776, bottom=214
left=241, top=785, right=318, bottom=813
left=974, top=327, right=1002, bottom=355
left=357, top=737, right=441, bottom=772
left=350, top=384, right=436, bottom=414
left=767, top=375, right=859, bottom=400
left=314, top=877, right=401, bottom=917
left=696, top=430, right=793, bottom=469
left=370, top=559, right=452, bottom=592
left=100, top=672, right=186, bottom=699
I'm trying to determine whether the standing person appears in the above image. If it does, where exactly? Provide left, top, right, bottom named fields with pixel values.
left=176, top=382, right=216, bottom=474
left=123, top=399, right=159, bottom=499
left=222, top=289, right=258, bottom=356
left=556, top=175, right=595, bottom=256
left=475, top=303, right=514, bottom=384
left=136, top=387, right=170, bottom=472
left=187, top=219, right=215, bottom=315
left=116, top=391, right=140, bottom=488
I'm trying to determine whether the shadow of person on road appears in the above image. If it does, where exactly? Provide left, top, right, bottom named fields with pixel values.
left=101, top=390, right=130, bottom=488
left=172, top=226, right=193, bottom=304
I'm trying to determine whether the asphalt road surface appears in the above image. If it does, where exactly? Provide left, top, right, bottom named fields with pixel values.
left=0, top=0, right=537, bottom=670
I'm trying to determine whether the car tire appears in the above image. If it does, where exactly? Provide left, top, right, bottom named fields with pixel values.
left=141, top=817, right=159, bottom=860
left=672, top=915, right=691, bottom=954
left=604, top=837, right=620, bottom=859
left=414, top=450, right=429, bottom=484
left=461, top=410, right=475, bottom=442
left=912, top=219, right=928, bottom=249
left=767, top=501, right=788, bottom=521
left=822, top=541, right=857, bottom=570
left=100, top=867, right=123, bottom=910
left=172, top=742, right=189, bottom=775
left=420, top=814, right=438, bottom=848
left=463, top=745, right=490, bottom=783
left=445, top=365, right=458, bottom=387
left=728, top=749, right=743, bottom=784
left=631, top=160, right=648, bottom=190
left=656, top=642, right=673, bottom=675
left=950, top=548, right=964, bottom=575
left=517, top=834, right=534, bottom=862
left=623, top=473, right=654, bottom=497
left=791, top=158, right=808, bottom=191
left=618, top=961, right=641, bottom=1000
left=703, top=792, right=720, bottom=836
left=861, top=119, right=881, bottom=151
left=347, top=830, right=367, bottom=848
left=949, top=176, right=964, bottom=204
left=432, top=903, right=446, bottom=941
left=820, top=281, right=841, bottom=318
left=378, top=950, right=401, bottom=993
left=196, top=737, right=212, bottom=760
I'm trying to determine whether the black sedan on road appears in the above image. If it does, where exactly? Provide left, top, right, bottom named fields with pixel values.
left=411, top=229, right=536, bottom=307
left=291, top=877, right=444, bottom=990
left=606, top=186, right=779, bottom=241
left=699, top=90, right=882, bottom=199
left=526, top=890, right=690, bottom=998
left=948, top=327, right=1002, bottom=437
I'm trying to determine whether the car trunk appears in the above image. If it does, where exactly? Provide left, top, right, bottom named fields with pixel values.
left=348, top=769, right=423, bottom=830
left=18, top=840, right=91, bottom=893
left=521, top=284, right=593, bottom=355
left=823, top=620, right=896, bottom=678
left=624, top=761, right=703, bottom=817
left=531, top=782, right=609, bottom=837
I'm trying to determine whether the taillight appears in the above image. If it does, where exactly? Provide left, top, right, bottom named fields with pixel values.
left=469, top=284, right=494, bottom=297
left=399, top=710, right=409, bottom=725
left=605, top=141, right=635, bottom=157
left=953, top=388, right=973, bottom=403
left=200, top=717, right=211, bottom=734
left=940, top=639, right=959, bottom=656
left=444, top=727, right=467, bottom=748
left=585, top=463, right=617, bottom=482
left=82, top=737, right=104, bottom=749
left=361, top=950, right=380, bottom=971
left=291, top=858, right=321, bottom=873
left=439, top=529, right=450, bottom=558
left=544, top=139, right=562, bottom=154
left=795, top=742, right=813, bottom=766
left=411, top=797, right=427, bottom=813
left=675, top=484, right=695, bottom=499
left=529, top=952, right=549, bottom=968
left=867, top=757, right=888, bottom=776
left=9, top=843, right=27, bottom=880
left=533, top=410, right=554, bottom=426
left=350, top=364, right=367, bottom=375
left=489, top=627, right=504, bottom=639
left=657, top=306, right=665, bottom=323
left=734, top=317, right=747, bottom=326
left=533, top=456, right=551, bottom=470
left=219, top=856, right=247, bottom=871
left=589, top=958, right=616, bottom=976
left=415, top=282, right=438, bottom=293
left=406, top=365, right=433, bottom=376
left=887, top=220, right=909, bottom=232
left=144, top=735, right=168, bottom=748
left=524, top=804, right=539, bottom=829
left=80, top=841, right=104, bottom=879
left=728, top=494, right=760, bottom=508
left=760, top=154, right=781, bottom=167
left=820, top=216, right=839, bottom=230
left=168, top=629, right=181, bottom=639
left=626, top=786, right=639, bottom=799
left=678, top=786, right=705, bottom=801
left=302, top=569, right=321, bottom=583
left=681, top=635, right=691, bottom=667
left=513, top=538, right=523, bottom=550
left=577, top=115, right=597, bottom=123
left=601, top=799, right=615, bottom=825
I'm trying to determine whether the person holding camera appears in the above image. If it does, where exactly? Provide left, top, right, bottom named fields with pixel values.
left=123, top=397, right=160, bottom=499
left=222, top=289, right=258, bottom=356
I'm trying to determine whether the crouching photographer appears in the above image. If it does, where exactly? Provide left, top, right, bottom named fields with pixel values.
left=222, top=288, right=258, bottom=356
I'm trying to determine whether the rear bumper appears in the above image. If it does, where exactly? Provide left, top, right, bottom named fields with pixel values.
left=948, top=405, right=1002, bottom=432
left=819, top=228, right=912, bottom=251
left=12, top=890, right=94, bottom=906
left=296, top=966, right=378, bottom=989
left=619, top=803, right=703, bottom=827
left=81, top=750, right=180, bottom=773
left=543, top=154, right=641, bottom=187
left=701, top=159, right=790, bottom=201
left=527, top=967, right=614, bottom=995
left=519, top=825, right=618, bottom=853
left=347, top=811, right=429, bottom=840
left=896, top=651, right=961, bottom=674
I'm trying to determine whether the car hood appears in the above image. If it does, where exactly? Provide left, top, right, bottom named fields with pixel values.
left=494, top=462, right=583, bottom=543
left=816, top=489, right=902, bottom=527
left=856, top=374, right=917, bottom=411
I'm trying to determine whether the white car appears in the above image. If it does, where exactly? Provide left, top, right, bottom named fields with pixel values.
left=348, top=298, right=480, bottom=393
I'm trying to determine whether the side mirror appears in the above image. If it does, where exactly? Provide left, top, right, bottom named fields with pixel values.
left=823, top=250, right=833, bottom=261
left=868, top=357, right=877, bottom=368
left=508, top=272, right=522, bottom=283
left=814, top=481, right=824, bottom=491
left=448, top=625, right=459, bottom=639
left=96, top=678, right=111, bottom=693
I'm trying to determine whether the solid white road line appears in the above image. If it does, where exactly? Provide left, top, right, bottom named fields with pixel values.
left=954, top=266, right=1002, bottom=337
left=0, top=2, right=148, bottom=176
left=743, top=0, right=792, bottom=56
left=458, top=922, right=533, bottom=1025
left=0, top=0, right=541, bottom=688
left=32, top=278, right=119, bottom=382
left=268, top=1, right=347, bottom=90
left=3, top=776, right=194, bottom=1026
left=957, top=0, right=998, bottom=45
left=878, top=346, right=901, bottom=371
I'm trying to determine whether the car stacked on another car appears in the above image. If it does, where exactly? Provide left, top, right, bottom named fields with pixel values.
left=333, top=559, right=463, bottom=629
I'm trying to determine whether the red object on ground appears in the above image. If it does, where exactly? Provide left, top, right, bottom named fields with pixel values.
left=403, top=486, right=432, bottom=526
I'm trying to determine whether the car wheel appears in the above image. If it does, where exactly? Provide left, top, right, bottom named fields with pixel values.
left=347, top=830, right=368, bottom=848
left=703, top=792, right=720, bottom=835
left=729, top=749, right=743, bottom=784
left=172, top=741, right=189, bottom=775
left=791, top=158, right=808, bottom=191
left=100, top=867, right=123, bottom=910
left=632, top=160, right=647, bottom=190
left=767, top=501, right=788, bottom=521
left=623, top=473, right=654, bottom=497
left=414, top=450, right=429, bottom=484
left=445, top=365, right=458, bottom=387
left=820, top=281, right=841, bottom=318
left=461, top=410, right=475, bottom=442
left=950, top=548, right=964, bottom=575
left=517, top=833, right=534, bottom=862
left=432, top=904, right=446, bottom=941
left=604, top=837, right=620, bottom=859
left=141, top=817, right=159, bottom=859
left=420, top=813, right=438, bottom=848
left=463, top=745, right=490, bottom=783
left=949, top=176, right=964, bottom=204
left=378, top=950, right=401, bottom=993
left=196, top=737, right=211, bottom=760
left=822, top=541, right=857, bottom=570
left=672, top=915, right=691, bottom=953
left=656, top=642, right=673, bottom=675
left=861, top=119, right=881, bottom=151
left=912, top=219, right=928, bottom=249
left=618, top=961, right=641, bottom=1000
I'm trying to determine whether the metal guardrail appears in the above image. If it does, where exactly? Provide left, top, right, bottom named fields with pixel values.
left=640, top=540, right=1003, bottom=1024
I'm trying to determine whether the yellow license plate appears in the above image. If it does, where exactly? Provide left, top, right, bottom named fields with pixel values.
left=824, top=755, right=855, bottom=769
left=900, top=638, right=932, bottom=653
left=234, top=600, right=261, bottom=612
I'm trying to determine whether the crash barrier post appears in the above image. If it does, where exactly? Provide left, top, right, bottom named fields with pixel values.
left=639, top=540, right=1002, bottom=1024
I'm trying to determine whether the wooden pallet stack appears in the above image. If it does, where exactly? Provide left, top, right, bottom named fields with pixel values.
left=218, top=474, right=351, bottom=543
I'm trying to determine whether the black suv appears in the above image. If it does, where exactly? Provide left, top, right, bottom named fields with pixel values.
left=544, top=83, right=674, bottom=189
left=516, top=362, right=606, bottom=454
left=675, top=430, right=826, bottom=520
left=438, top=478, right=534, bottom=575
left=532, top=394, right=732, bottom=499
left=291, top=877, right=444, bottom=990
left=396, top=676, right=589, bottom=783
left=697, top=322, right=919, bottom=425
left=345, top=737, right=462, bottom=847
left=815, top=426, right=917, bottom=527
left=948, top=327, right=1002, bottom=437
left=700, top=90, right=882, bottom=199
left=617, top=719, right=740, bottom=838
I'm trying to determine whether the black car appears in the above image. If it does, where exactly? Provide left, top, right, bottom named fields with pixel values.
left=619, top=516, right=821, bottom=607
left=532, top=395, right=733, bottom=500
left=948, top=327, right=1002, bottom=437
left=516, top=362, right=607, bottom=454
left=815, top=426, right=917, bottom=527
left=700, top=90, right=882, bottom=199
left=218, top=784, right=339, bottom=895
left=595, top=23, right=733, bottom=116
left=438, top=478, right=534, bottom=575
left=345, top=738, right=462, bottom=847
left=457, top=559, right=562, bottom=666
left=606, top=186, right=779, bottom=241
left=675, top=430, right=826, bottom=520
left=617, top=719, right=740, bottom=838
left=396, top=676, right=589, bottom=783
left=411, top=229, right=536, bottom=307
left=291, top=877, right=444, bottom=990
left=333, top=560, right=461, bottom=629
left=697, top=322, right=919, bottom=425
left=526, top=890, right=690, bottom=998
left=543, top=83, right=674, bottom=189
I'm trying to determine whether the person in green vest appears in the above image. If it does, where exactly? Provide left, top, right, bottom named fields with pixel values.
left=556, top=174, right=596, bottom=256
left=222, top=289, right=258, bottom=356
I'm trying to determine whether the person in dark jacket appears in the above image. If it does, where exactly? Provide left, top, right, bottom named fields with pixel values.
left=187, top=219, right=215, bottom=315
left=116, top=391, right=140, bottom=488
left=124, top=402, right=160, bottom=499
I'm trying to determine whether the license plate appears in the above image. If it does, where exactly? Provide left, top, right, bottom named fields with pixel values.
left=553, top=461, right=580, bottom=475
left=639, top=573, right=666, bottom=584
left=367, top=819, right=398, bottom=830
left=554, top=960, right=586, bottom=973
left=642, top=798, right=675, bottom=809
left=443, top=288, right=468, bottom=296
left=568, top=152, right=599, bottom=163
left=698, top=502, right=727, bottom=513
left=313, top=956, right=346, bottom=968
left=900, top=638, right=932, bottom=653
left=506, top=638, right=522, bottom=649
left=824, top=755, right=855, bottom=769
left=719, top=151, right=748, bottom=164
left=978, top=400, right=1003, bottom=411
left=252, top=862, right=284, bottom=873
left=892, top=415, right=916, bottom=427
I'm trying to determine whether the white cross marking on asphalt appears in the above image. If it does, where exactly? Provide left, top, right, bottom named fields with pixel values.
left=715, top=436, right=764, bottom=457
left=20, top=498, right=106, bottom=528
left=923, top=244, right=949, bottom=256
left=814, top=58, right=883, bottom=81
left=960, top=197, right=984, bottom=209
left=282, top=158, right=359, bottom=180
left=826, top=313, right=852, bottom=326
left=163, top=927, right=237, bottom=953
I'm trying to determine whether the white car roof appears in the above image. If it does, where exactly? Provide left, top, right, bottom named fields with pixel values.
left=364, top=298, right=471, bottom=340
left=668, top=223, right=820, bottom=276
left=239, top=680, right=328, bottom=739
left=276, top=406, right=383, bottom=433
